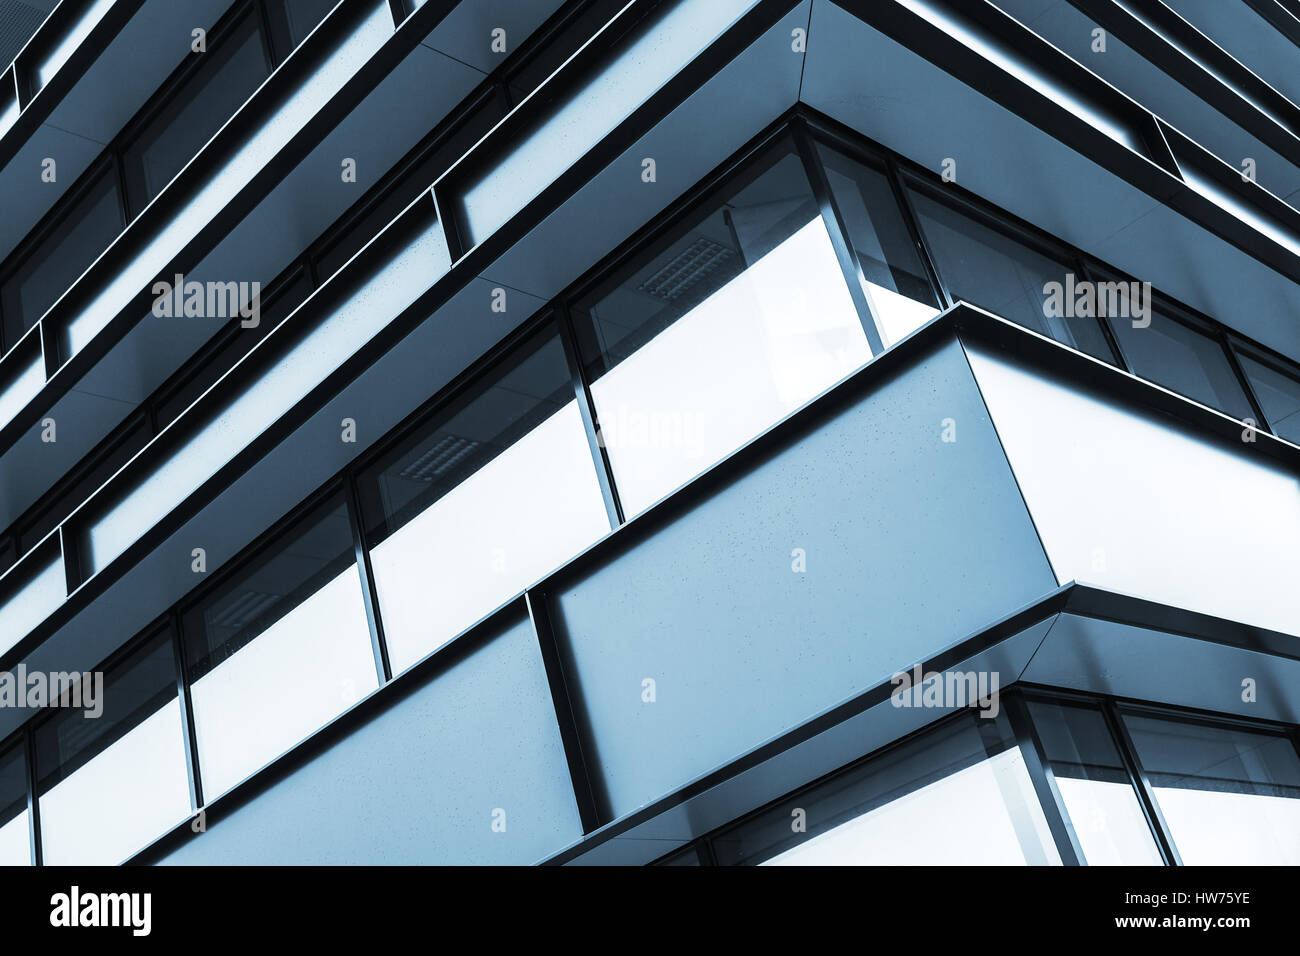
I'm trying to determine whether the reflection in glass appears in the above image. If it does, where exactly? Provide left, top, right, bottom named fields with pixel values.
left=1237, top=350, right=1300, bottom=444
left=1028, top=700, right=1163, bottom=865
left=0, top=743, right=28, bottom=866
left=122, top=10, right=272, bottom=212
left=572, top=143, right=871, bottom=517
left=182, top=496, right=377, bottom=798
left=906, top=187, right=1115, bottom=362
left=1124, top=713, right=1300, bottom=864
left=1107, top=307, right=1255, bottom=420
left=817, top=144, right=941, bottom=346
left=358, top=325, right=610, bottom=674
left=35, top=632, right=191, bottom=865
left=712, top=712, right=1061, bottom=865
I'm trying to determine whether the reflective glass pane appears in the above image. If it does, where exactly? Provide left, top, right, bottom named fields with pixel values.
left=1028, top=700, right=1163, bottom=866
left=1108, top=307, right=1255, bottom=420
left=182, top=496, right=377, bottom=798
left=1124, top=713, right=1300, bottom=865
left=817, top=144, right=941, bottom=346
left=572, top=142, right=871, bottom=517
left=1237, top=350, right=1300, bottom=444
left=906, top=186, right=1115, bottom=362
left=35, top=632, right=191, bottom=865
left=122, top=11, right=272, bottom=212
left=711, top=713, right=1061, bottom=865
left=358, top=324, right=610, bottom=674
left=1, top=167, right=124, bottom=347
left=277, top=0, right=339, bottom=49
left=0, top=743, right=28, bottom=866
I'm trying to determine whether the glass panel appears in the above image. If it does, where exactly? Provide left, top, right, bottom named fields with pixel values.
left=35, top=631, right=191, bottom=865
left=122, top=10, right=272, bottom=213
left=358, top=324, right=610, bottom=674
left=312, top=95, right=505, bottom=281
left=1107, top=306, right=1255, bottom=419
left=572, top=142, right=871, bottom=517
left=276, top=0, right=339, bottom=49
left=1124, top=713, right=1300, bottom=865
left=816, top=144, right=941, bottom=346
left=182, top=495, right=377, bottom=799
left=0, top=743, right=29, bottom=866
left=1027, top=700, right=1163, bottom=866
left=0, top=166, right=124, bottom=346
left=154, top=270, right=312, bottom=430
left=711, top=713, right=1062, bottom=865
left=906, top=186, right=1115, bottom=362
left=1237, top=350, right=1300, bottom=444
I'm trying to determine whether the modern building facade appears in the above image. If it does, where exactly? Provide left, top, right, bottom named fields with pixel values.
left=0, top=0, right=1297, bottom=867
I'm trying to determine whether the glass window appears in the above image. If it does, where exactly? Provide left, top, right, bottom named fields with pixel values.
left=0, top=742, right=29, bottom=866
left=16, top=414, right=153, bottom=560
left=122, top=10, right=272, bottom=213
left=35, top=631, right=191, bottom=865
left=0, top=166, right=124, bottom=349
left=1027, top=700, right=1163, bottom=866
left=269, top=0, right=339, bottom=52
left=571, top=141, right=872, bottom=517
left=906, top=186, right=1115, bottom=362
left=1236, top=349, right=1300, bottom=444
left=711, top=712, right=1062, bottom=865
left=154, top=269, right=311, bottom=431
left=1123, top=713, right=1300, bottom=865
left=312, top=95, right=505, bottom=281
left=505, top=0, right=633, bottom=102
left=357, top=324, right=611, bottom=674
left=816, top=144, right=941, bottom=346
left=181, top=495, right=377, bottom=799
left=1107, top=306, right=1256, bottom=420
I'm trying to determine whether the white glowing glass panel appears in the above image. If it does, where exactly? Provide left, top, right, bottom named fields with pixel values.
left=763, top=746, right=1061, bottom=865
left=591, top=217, right=870, bottom=516
left=39, top=699, right=191, bottom=866
left=371, top=402, right=610, bottom=675
left=189, top=566, right=377, bottom=799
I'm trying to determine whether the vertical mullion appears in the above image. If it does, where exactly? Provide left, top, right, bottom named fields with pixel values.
left=345, top=475, right=392, bottom=685
left=790, top=120, right=885, bottom=355
left=1102, top=699, right=1182, bottom=866
left=1003, top=693, right=1086, bottom=866
left=525, top=589, right=602, bottom=833
left=884, top=157, right=952, bottom=308
left=169, top=614, right=204, bottom=812
left=1073, top=256, right=1128, bottom=369
left=1220, top=331, right=1272, bottom=434
left=558, top=306, right=623, bottom=529
left=23, top=724, right=41, bottom=867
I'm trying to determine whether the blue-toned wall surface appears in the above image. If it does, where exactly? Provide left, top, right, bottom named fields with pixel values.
left=159, top=615, right=583, bottom=865
left=550, top=337, right=1059, bottom=821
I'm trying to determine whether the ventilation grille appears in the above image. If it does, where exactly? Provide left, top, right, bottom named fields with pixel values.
left=637, top=237, right=737, bottom=302
left=398, top=434, right=482, bottom=482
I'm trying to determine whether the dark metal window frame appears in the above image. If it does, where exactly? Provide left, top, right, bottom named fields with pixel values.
left=7, top=106, right=1300, bottom=864
left=658, top=686, right=1300, bottom=866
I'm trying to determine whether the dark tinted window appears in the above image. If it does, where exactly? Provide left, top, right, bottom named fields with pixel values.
left=1108, top=306, right=1255, bottom=420
left=1237, top=349, right=1300, bottom=443
left=907, top=185, right=1115, bottom=362
left=122, top=9, right=272, bottom=212
left=1, top=166, right=124, bottom=348
left=0, top=742, right=27, bottom=865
